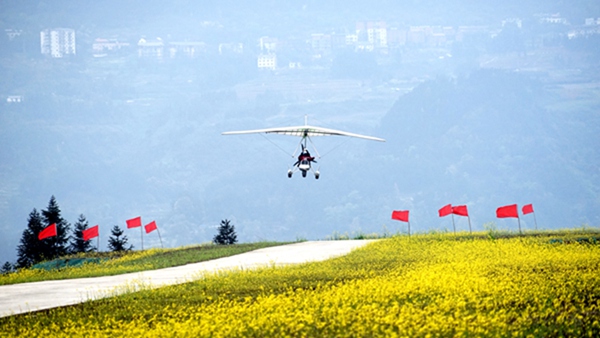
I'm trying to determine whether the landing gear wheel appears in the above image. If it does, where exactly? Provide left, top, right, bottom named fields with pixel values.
left=315, top=172, right=320, bottom=179
left=302, top=171, right=307, bottom=178
left=287, top=170, right=292, bottom=178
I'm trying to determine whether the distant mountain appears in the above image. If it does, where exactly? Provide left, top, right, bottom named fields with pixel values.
left=374, top=69, right=599, bottom=230
left=1, top=67, right=598, bottom=265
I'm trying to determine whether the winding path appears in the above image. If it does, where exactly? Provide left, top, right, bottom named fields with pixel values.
left=0, top=240, right=374, bottom=317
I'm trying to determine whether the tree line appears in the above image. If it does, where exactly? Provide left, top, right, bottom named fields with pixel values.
left=2, top=196, right=240, bottom=275
left=1, top=196, right=133, bottom=274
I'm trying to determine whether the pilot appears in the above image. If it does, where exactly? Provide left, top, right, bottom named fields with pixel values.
left=294, top=148, right=315, bottom=166
left=300, top=148, right=310, bottom=159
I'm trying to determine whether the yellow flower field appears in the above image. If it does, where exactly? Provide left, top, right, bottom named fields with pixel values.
left=1, top=232, right=599, bottom=337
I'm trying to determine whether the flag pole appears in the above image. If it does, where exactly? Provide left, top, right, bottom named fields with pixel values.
left=533, top=212, right=538, bottom=230
left=467, top=215, right=472, bottom=234
left=54, top=234, right=59, bottom=268
left=517, top=215, right=522, bottom=234
left=451, top=214, right=456, bottom=234
left=141, top=225, right=144, bottom=251
left=408, top=221, right=411, bottom=237
left=54, top=233, right=58, bottom=261
left=157, top=227, right=164, bottom=248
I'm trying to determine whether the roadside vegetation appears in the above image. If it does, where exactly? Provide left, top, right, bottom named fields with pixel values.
left=1, top=229, right=599, bottom=337
left=0, top=242, right=286, bottom=286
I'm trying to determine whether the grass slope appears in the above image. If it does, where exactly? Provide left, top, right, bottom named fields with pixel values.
left=1, top=229, right=599, bottom=337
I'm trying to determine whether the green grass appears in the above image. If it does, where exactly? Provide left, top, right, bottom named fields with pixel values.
left=0, top=242, right=288, bottom=286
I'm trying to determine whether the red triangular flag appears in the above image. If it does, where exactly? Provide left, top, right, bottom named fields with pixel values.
left=83, top=225, right=99, bottom=241
left=496, top=204, right=519, bottom=218
left=522, top=204, right=534, bottom=215
left=144, top=221, right=158, bottom=234
left=38, top=223, right=57, bottom=240
left=438, top=204, right=452, bottom=217
left=391, top=210, right=409, bottom=222
left=452, top=205, right=469, bottom=217
left=126, top=216, right=142, bottom=228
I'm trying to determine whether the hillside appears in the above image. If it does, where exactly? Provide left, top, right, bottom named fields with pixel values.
left=1, top=232, right=599, bottom=336
left=372, top=69, right=600, bottom=230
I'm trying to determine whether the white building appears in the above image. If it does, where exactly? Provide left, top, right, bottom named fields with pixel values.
left=169, top=41, right=206, bottom=58
left=40, top=28, right=76, bottom=58
left=137, top=38, right=164, bottom=60
left=356, top=21, right=388, bottom=48
left=538, top=13, right=568, bottom=25
left=257, top=54, right=277, bottom=70
left=6, top=95, right=23, bottom=103
left=218, top=42, right=244, bottom=55
left=5, top=29, right=22, bottom=41
left=92, top=38, right=130, bottom=57
left=259, top=37, right=277, bottom=53
left=585, top=18, right=600, bottom=26
left=502, top=18, right=523, bottom=29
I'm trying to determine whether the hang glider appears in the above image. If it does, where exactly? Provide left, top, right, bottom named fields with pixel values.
left=222, top=122, right=385, bottom=142
left=222, top=117, right=385, bottom=179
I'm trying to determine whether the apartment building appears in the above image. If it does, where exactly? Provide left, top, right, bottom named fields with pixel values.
left=257, top=54, right=277, bottom=70
left=40, top=28, right=76, bottom=58
left=356, top=21, right=388, bottom=48
left=311, top=33, right=332, bottom=55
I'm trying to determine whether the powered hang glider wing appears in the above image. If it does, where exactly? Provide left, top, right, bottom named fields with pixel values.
left=222, top=124, right=386, bottom=142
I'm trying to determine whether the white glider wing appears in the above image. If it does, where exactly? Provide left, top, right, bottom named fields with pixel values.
left=222, top=125, right=385, bottom=142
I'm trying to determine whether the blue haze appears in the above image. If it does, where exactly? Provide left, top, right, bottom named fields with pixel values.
left=0, top=1, right=599, bottom=264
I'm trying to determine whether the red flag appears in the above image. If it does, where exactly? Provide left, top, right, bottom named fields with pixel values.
left=522, top=204, right=534, bottom=215
left=126, top=216, right=142, bottom=229
left=496, top=204, right=519, bottom=218
left=38, top=223, right=57, bottom=240
left=438, top=204, right=452, bottom=217
left=452, top=205, right=469, bottom=217
left=144, top=221, right=158, bottom=234
left=391, top=210, right=409, bottom=222
left=83, top=225, right=99, bottom=241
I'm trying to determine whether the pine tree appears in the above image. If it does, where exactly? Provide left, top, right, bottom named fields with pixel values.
left=1, top=261, right=13, bottom=274
left=41, top=195, right=70, bottom=258
left=108, top=225, right=133, bottom=252
left=213, top=219, right=237, bottom=245
left=16, top=208, right=49, bottom=268
left=69, top=214, right=95, bottom=254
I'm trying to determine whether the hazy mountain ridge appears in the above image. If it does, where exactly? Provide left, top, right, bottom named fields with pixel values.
left=376, top=69, right=599, bottom=229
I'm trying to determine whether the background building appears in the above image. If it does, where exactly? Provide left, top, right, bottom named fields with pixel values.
left=40, top=28, right=76, bottom=58
left=257, top=54, right=277, bottom=70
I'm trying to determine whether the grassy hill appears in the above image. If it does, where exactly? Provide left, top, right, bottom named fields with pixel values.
left=1, top=229, right=599, bottom=336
